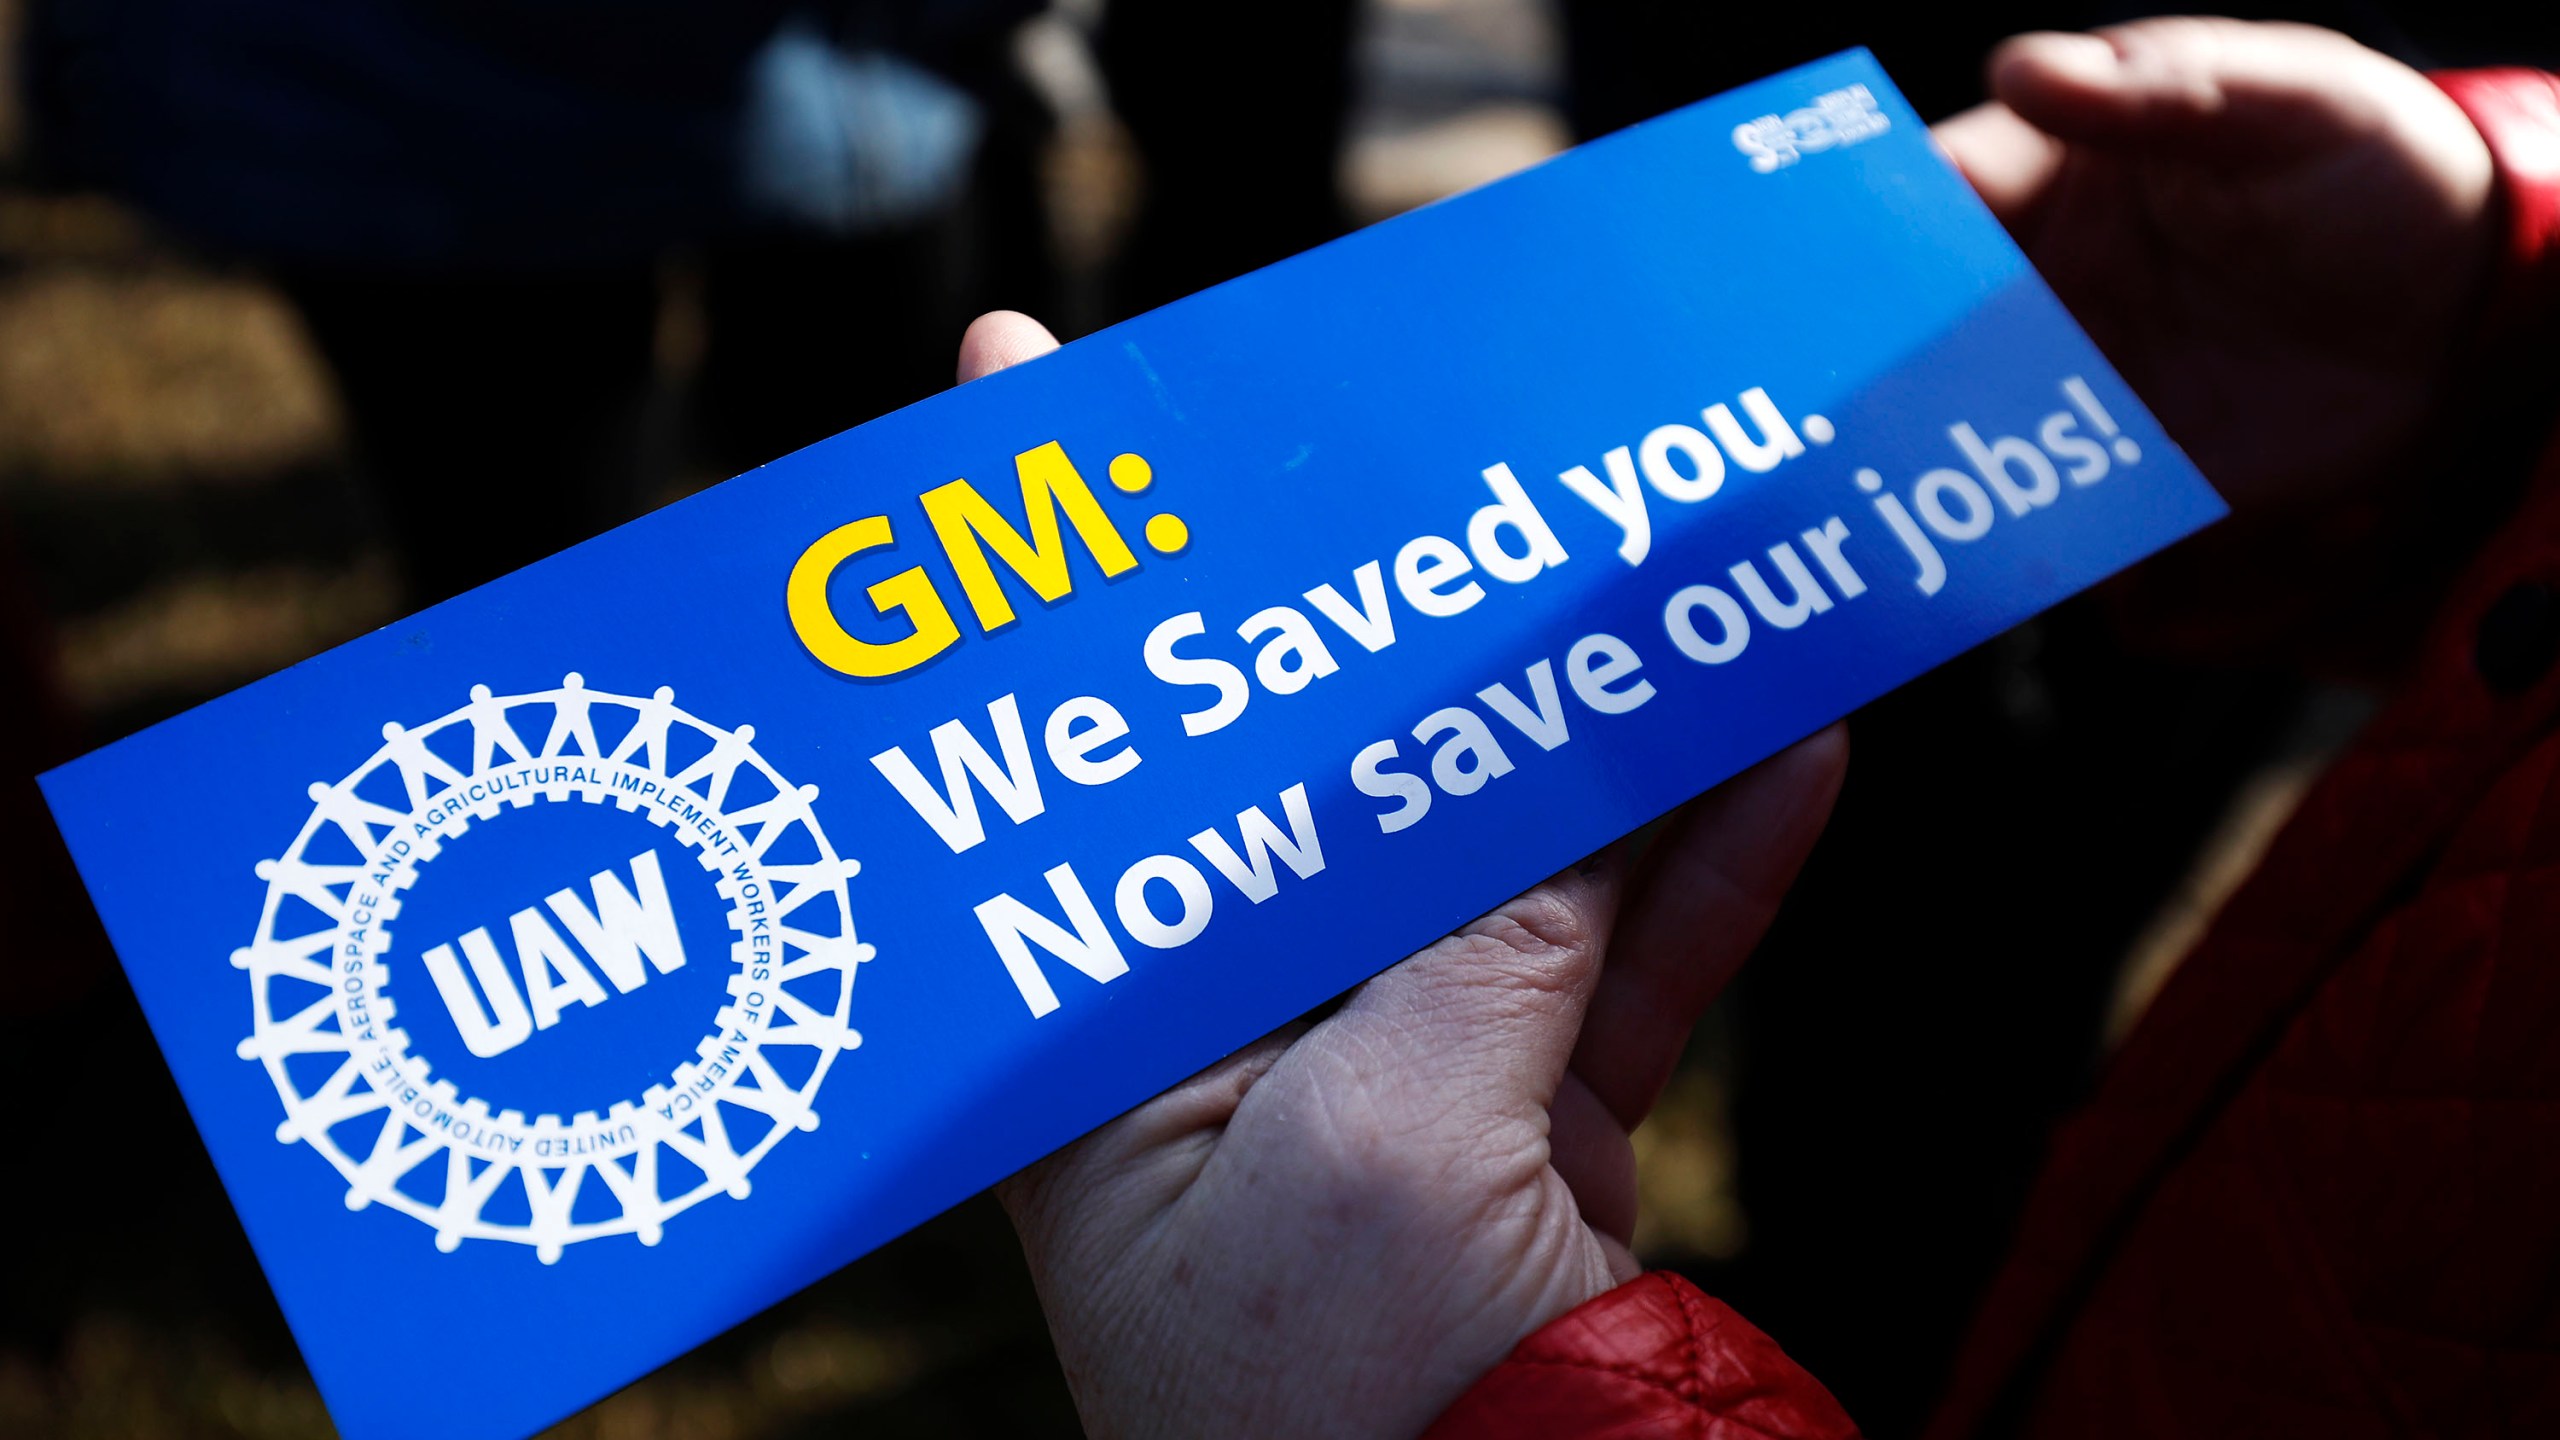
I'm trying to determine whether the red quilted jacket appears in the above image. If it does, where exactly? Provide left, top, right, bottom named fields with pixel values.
left=1428, top=68, right=2560, bottom=1440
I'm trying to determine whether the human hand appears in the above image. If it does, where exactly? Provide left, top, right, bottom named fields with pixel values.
left=955, top=307, right=1845, bottom=1435
left=997, top=736, right=1842, bottom=1440
left=1934, top=19, right=2498, bottom=650
left=1938, top=19, right=2494, bottom=514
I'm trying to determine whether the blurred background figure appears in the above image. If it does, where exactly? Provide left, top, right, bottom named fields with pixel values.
left=3, top=2, right=2556, bottom=1436
left=24, top=0, right=1044, bottom=604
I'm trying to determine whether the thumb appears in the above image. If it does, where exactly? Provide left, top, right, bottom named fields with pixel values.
left=1933, top=101, right=2066, bottom=228
left=957, top=310, right=1061, bottom=384
left=1989, top=19, right=2458, bottom=166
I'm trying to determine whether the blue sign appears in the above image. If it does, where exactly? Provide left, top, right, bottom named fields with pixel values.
left=42, top=52, right=2221, bottom=1440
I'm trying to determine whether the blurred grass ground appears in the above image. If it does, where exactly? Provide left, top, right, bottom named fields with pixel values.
left=0, top=3, right=1769, bottom=1437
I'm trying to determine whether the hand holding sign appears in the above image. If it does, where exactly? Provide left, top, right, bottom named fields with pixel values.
left=998, top=746, right=1845, bottom=1440
left=955, top=312, right=1848, bottom=1438
left=1935, top=19, right=2499, bottom=654
left=1940, top=19, right=2494, bottom=512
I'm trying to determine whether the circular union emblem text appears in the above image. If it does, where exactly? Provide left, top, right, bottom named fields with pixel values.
left=234, top=675, right=867, bottom=1262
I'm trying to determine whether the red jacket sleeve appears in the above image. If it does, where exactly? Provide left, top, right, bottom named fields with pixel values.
left=2434, top=69, right=2560, bottom=341
left=1420, top=1273, right=1860, bottom=1440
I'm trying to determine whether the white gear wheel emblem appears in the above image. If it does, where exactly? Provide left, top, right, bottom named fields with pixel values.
left=234, top=675, right=867, bottom=1262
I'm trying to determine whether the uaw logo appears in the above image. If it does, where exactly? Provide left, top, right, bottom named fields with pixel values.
left=233, top=676, right=867, bottom=1262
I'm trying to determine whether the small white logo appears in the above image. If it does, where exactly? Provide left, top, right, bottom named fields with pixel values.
left=234, top=676, right=867, bottom=1262
left=1733, top=83, right=1891, bottom=173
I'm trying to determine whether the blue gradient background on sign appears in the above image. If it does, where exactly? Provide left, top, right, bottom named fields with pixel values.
left=43, top=51, right=2222, bottom=1440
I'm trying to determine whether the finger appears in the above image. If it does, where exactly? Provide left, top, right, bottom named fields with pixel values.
left=1546, top=1068, right=1639, bottom=1254
left=1328, top=847, right=1629, bottom=1106
left=1569, top=726, right=1847, bottom=1130
left=956, top=309, right=1062, bottom=384
left=1932, top=102, right=2065, bottom=229
left=1988, top=20, right=2435, bottom=166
